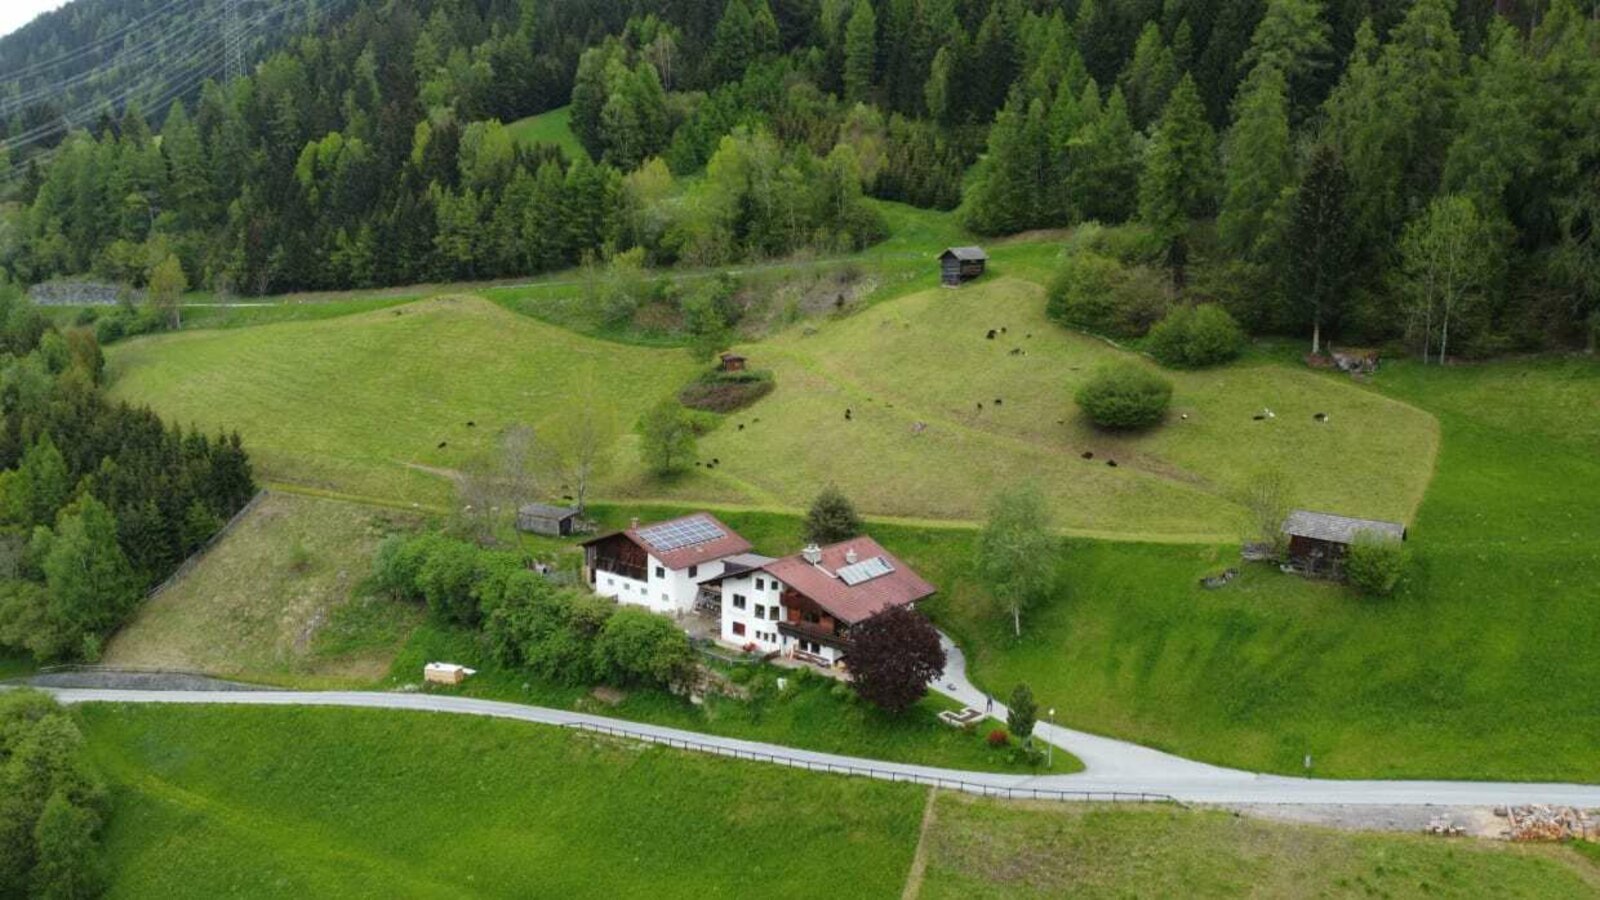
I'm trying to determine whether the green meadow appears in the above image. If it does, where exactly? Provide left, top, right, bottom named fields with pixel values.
left=80, top=704, right=925, bottom=899
left=506, top=104, right=586, bottom=160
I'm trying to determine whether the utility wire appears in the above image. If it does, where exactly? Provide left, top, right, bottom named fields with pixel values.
left=0, top=0, right=206, bottom=82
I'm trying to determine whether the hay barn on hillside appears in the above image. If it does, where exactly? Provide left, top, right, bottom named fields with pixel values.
left=939, top=247, right=987, bottom=286
left=1282, top=509, right=1407, bottom=578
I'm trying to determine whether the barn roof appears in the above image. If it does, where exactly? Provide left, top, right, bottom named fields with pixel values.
left=1282, top=510, right=1407, bottom=544
left=761, top=536, right=936, bottom=625
left=582, top=512, right=753, bottom=571
left=519, top=503, right=579, bottom=520
left=940, top=246, right=988, bottom=261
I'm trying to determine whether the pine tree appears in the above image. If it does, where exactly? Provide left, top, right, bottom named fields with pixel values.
left=15, top=435, right=70, bottom=530
left=843, top=0, right=878, bottom=104
left=711, top=0, right=756, bottom=86
left=1284, top=144, right=1356, bottom=354
left=1072, top=85, right=1141, bottom=224
left=1242, top=0, right=1332, bottom=118
left=1219, top=65, right=1293, bottom=257
left=964, top=92, right=1049, bottom=234
left=1119, top=23, right=1178, bottom=128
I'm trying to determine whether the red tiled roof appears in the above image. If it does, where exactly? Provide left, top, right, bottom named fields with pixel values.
left=762, top=536, right=936, bottom=625
left=582, top=513, right=753, bottom=571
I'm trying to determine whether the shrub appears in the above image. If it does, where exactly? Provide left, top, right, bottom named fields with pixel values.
left=593, top=607, right=696, bottom=688
left=1345, top=533, right=1410, bottom=597
left=1147, top=304, right=1245, bottom=368
left=1046, top=247, right=1173, bottom=338
left=678, top=368, right=775, bottom=413
left=986, top=728, right=1010, bottom=748
left=1075, top=363, right=1173, bottom=429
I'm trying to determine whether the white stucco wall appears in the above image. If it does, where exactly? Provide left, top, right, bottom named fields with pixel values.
left=719, top=571, right=786, bottom=651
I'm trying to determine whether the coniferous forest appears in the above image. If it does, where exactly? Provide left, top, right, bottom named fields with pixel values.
left=0, top=0, right=1595, bottom=354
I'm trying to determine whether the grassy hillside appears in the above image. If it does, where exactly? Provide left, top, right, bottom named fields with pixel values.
left=103, top=492, right=420, bottom=683
left=80, top=704, right=924, bottom=899
left=506, top=105, right=586, bottom=160
left=703, top=277, right=1436, bottom=535
left=106, top=296, right=706, bottom=509
left=106, top=277, right=1435, bottom=537
left=925, top=356, right=1600, bottom=780
left=919, top=794, right=1600, bottom=898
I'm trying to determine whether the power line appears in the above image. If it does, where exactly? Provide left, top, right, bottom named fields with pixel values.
left=0, top=0, right=206, bottom=83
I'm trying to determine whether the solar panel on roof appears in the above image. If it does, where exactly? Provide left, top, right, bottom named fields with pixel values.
left=637, top=516, right=726, bottom=552
left=837, top=556, right=894, bottom=586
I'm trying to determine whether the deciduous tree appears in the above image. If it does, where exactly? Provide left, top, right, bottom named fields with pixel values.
left=976, top=484, right=1058, bottom=637
left=803, top=484, right=864, bottom=545
left=847, top=604, right=946, bottom=714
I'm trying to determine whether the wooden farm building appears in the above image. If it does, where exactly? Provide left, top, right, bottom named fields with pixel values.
left=939, top=246, right=987, bottom=286
left=516, top=503, right=581, bottom=536
left=1281, top=509, right=1407, bottom=578
left=719, top=352, right=747, bottom=372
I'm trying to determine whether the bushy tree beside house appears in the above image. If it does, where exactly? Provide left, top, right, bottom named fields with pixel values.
left=846, top=604, right=946, bottom=714
left=803, top=484, right=864, bottom=545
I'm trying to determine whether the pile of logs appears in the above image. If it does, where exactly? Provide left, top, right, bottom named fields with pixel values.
left=1496, top=805, right=1597, bottom=842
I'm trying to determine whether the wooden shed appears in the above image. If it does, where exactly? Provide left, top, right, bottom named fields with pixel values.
left=719, top=352, right=747, bottom=372
left=939, top=246, right=988, bottom=287
left=1281, top=509, right=1407, bottom=578
left=424, top=662, right=477, bottom=685
left=516, top=503, right=581, bottom=536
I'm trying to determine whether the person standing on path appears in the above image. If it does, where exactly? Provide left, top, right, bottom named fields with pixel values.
left=985, top=694, right=994, bottom=714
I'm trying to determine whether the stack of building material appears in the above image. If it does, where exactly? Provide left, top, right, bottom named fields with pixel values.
left=1499, top=805, right=1597, bottom=842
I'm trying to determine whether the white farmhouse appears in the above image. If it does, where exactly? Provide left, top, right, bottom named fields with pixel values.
left=709, top=536, right=936, bottom=668
left=579, top=513, right=754, bottom=616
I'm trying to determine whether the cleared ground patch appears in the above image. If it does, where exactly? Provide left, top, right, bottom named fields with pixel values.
left=105, top=296, right=709, bottom=508
left=505, top=105, right=585, bottom=160
left=103, top=492, right=420, bottom=682
left=704, top=277, right=1437, bottom=536
left=917, top=793, right=1600, bottom=898
left=80, top=704, right=924, bottom=899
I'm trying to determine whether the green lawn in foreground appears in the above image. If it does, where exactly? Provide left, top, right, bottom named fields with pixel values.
left=105, top=296, right=709, bottom=509
left=919, top=793, right=1600, bottom=898
left=702, top=277, right=1437, bottom=535
left=505, top=105, right=585, bottom=160
left=103, top=492, right=421, bottom=684
left=80, top=704, right=925, bottom=899
left=923, top=356, right=1600, bottom=781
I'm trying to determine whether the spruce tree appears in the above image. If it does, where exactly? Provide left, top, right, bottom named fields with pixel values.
left=1138, top=75, right=1217, bottom=279
left=804, top=484, right=864, bottom=545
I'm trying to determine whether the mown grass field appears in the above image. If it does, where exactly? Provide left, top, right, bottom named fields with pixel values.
left=105, top=296, right=707, bottom=509
left=505, top=105, right=585, bottom=160
left=103, top=492, right=421, bottom=683
left=918, top=794, right=1600, bottom=898
left=79, top=704, right=926, bottom=899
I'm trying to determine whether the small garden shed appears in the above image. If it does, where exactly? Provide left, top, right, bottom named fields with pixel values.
left=517, top=503, right=581, bottom=536
left=1281, top=509, right=1407, bottom=578
left=719, top=352, right=747, bottom=372
left=939, top=247, right=988, bottom=286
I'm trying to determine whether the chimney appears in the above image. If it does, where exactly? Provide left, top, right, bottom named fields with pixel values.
left=845, top=547, right=858, bottom=565
left=630, top=517, right=640, bottom=529
left=802, top=544, right=822, bottom=565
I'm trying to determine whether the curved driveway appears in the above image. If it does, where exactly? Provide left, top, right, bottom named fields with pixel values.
left=43, top=684, right=1600, bottom=808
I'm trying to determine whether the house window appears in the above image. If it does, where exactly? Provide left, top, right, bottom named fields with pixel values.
left=655, top=566, right=665, bottom=578
left=606, top=577, right=614, bottom=587
left=662, top=593, right=669, bottom=604
left=688, top=565, right=698, bottom=578
left=733, top=594, right=747, bottom=610
left=732, top=622, right=746, bottom=636
left=756, top=578, right=765, bottom=590
left=754, top=605, right=765, bottom=620
left=803, top=611, right=821, bottom=624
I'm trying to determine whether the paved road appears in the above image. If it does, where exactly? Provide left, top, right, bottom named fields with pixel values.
left=42, top=687, right=1600, bottom=807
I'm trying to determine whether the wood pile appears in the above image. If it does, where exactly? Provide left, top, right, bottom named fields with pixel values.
left=1496, top=805, right=1597, bottom=842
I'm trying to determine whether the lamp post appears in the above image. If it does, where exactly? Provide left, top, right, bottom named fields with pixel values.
left=1047, top=707, right=1056, bottom=768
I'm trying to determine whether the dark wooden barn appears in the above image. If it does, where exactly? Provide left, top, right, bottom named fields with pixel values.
left=719, top=352, right=747, bottom=372
left=939, top=246, right=988, bottom=287
left=1281, top=509, right=1407, bottom=578
left=516, top=503, right=581, bottom=537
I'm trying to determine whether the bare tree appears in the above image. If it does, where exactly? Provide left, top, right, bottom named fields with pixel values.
left=534, top=401, right=619, bottom=513
left=1241, top=468, right=1294, bottom=556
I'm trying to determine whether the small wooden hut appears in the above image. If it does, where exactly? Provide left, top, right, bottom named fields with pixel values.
left=719, top=352, right=748, bottom=372
left=939, top=247, right=988, bottom=287
left=1281, top=509, right=1407, bottom=578
left=516, top=503, right=581, bottom=536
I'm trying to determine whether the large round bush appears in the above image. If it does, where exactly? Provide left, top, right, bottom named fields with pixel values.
left=1147, top=303, right=1245, bottom=368
left=1075, top=363, right=1173, bottom=429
